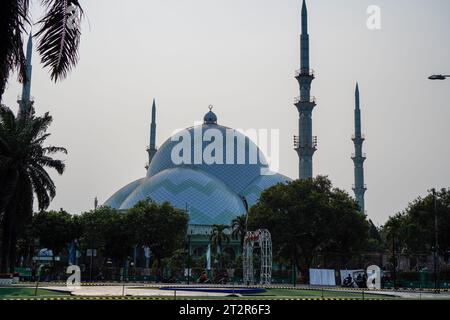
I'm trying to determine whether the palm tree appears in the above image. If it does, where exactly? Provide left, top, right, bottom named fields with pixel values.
left=0, top=0, right=84, bottom=101
left=210, top=224, right=230, bottom=271
left=0, top=105, right=67, bottom=272
left=231, top=215, right=247, bottom=248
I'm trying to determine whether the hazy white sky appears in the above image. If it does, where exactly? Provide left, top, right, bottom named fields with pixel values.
left=3, top=0, right=450, bottom=225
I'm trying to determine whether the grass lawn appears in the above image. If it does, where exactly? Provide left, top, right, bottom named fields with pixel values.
left=0, top=287, right=394, bottom=300
left=138, top=288, right=395, bottom=300
left=248, top=288, right=393, bottom=300
left=0, top=287, right=69, bottom=299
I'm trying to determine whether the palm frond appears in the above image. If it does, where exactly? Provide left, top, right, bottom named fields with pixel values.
left=36, top=0, right=83, bottom=81
left=35, top=156, right=66, bottom=174
left=0, top=0, right=30, bottom=100
left=42, top=146, right=68, bottom=155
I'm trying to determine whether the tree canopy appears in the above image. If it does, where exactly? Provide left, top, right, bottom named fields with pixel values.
left=126, top=200, right=189, bottom=274
left=382, top=188, right=450, bottom=255
left=248, top=176, right=370, bottom=273
left=32, top=209, right=80, bottom=257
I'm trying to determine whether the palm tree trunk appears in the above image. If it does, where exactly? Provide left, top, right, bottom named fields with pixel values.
left=0, top=187, right=19, bottom=273
left=0, top=170, right=19, bottom=221
left=8, top=227, right=17, bottom=273
left=157, top=258, right=162, bottom=280
left=0, top=217, right=12, bottom=273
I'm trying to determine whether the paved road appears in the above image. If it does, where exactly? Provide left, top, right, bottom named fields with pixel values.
left=40, top=285, right=231, bottom=297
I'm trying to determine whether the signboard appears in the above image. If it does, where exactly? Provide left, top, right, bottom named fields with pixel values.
left=86, top=249, right=97, bottom=257
left=38, top=248, right=53, bottom=257
left=14, top=267, right=31, bottom=277
left=144, top=247, right=151, bottom=258
left=32, top=256, right=60, bottom=261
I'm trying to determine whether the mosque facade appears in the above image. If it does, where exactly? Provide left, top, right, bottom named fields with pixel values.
left=104, top=0, right=367, bottom=262
left=104, top=104, right=291, bottom=260
left=105, top=104, right=291, bottom=231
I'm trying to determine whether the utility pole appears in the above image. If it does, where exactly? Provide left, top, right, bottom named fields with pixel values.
left=187, top=233, right=191, bottom=285
left=432, top=188, right=439, bottom=293
left=185, top=203, right=191, bottom=285
left=392, top=233, right=397, bottom=289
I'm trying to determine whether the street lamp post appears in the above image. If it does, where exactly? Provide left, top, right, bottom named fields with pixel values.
left=428, top=75, right=447, bottom=290
left=392, top=234, right=397, bottom=290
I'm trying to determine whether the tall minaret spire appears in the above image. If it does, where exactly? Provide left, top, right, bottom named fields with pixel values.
left=146, top=98, right=157, bottom=170
left=301, top=0, right=309, bottom=71
left=18, top=33, right=34, bottom=113
left=294, top=0, right=317, bottom=180
left=352, top=83, right=367, bottom=212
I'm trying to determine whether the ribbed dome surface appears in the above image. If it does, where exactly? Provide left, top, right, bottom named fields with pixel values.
left=119, top=167, right=246, bottom=225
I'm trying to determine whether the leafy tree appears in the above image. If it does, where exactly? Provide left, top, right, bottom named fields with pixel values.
left=78, top=206, right=132, bottom=266
left=248, top=176, right=369, bottom=277
left=381, top=188, right=450, bottom=257
left=164, top=248, right=187, bottom=279
left=126, top=200, right=189, bottom=278
left=0, top=0, right=84, bottom=101
left=0, top=106, right=66, bottom=272
left=210, top=224, right=230, bottom=270
left=231, top=215, right=247, bottom=248
left=366, top=220, right=383, bottom=252
left=31, top=209, right=80, bottom=260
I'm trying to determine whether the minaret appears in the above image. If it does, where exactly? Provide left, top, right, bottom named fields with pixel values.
left=18, top=33, right=34, bottom=113
left=146, top=98, right=157, bottom=170
left=294, top=0, right=317, bottom=180
left=352, top=83, right=367, bottom=212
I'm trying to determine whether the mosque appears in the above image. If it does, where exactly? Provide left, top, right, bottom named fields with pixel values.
left=105, top=102, right=290, bottom=222
left=104, top=102, right=291, bottom=256
left=103, top=0, right=367, bottom=260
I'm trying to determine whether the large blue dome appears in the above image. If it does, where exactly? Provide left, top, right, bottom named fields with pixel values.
left=105, top=110, right=291, bottom=227
left=147, top=123, right=269, bottom=194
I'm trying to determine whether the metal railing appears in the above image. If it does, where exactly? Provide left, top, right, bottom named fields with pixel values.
left=294, top=96, right=316, bottom=104
left=351, top=153, right=367, bottom=159
left=17, top=95, right=35, bottom=103
left=295, top=68, right=315, bottom=77
left=351, top=134, right=366, bottom=140
left=294, top=135, right=318, bottom=149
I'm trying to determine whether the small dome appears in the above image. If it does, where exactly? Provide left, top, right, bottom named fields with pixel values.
left=241, top=172, right=292, bottom=207
left=203, top=106, right=217, bottom=124
left=104, top=178, right=145, bottom=209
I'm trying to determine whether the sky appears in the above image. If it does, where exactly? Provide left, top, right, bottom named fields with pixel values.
left=2, top=0, right=450, bottom=225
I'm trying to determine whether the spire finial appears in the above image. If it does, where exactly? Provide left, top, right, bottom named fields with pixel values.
left=355, top=83, right=360, bottom=111
left=152, top=98, right=156, bottom=122
left=204, top=105, right=217, bottom=124
left=301, top=0, right=308, bottom=35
